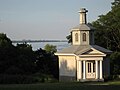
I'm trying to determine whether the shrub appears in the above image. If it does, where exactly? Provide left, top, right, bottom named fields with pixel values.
left=0, top=74, right=37, bottom=84
left=33, top=73, right=58, bottom=83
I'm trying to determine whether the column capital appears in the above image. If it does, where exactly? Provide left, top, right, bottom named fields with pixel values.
left=95, top=60, right=103, bottom=61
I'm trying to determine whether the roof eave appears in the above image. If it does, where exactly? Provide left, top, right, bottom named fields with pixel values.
left=79, top=54, right=106, bottom=57
left=55, top=53, right=75, bottom=56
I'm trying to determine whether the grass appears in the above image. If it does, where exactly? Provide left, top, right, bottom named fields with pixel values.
left=0, top=81, right=120, bottom=90
left=106, top=81, right=120, bottom=85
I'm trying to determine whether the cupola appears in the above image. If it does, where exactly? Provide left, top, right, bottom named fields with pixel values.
left=71, top=8, right=95, bottom=45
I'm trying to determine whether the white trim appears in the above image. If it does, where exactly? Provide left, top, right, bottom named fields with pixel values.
left=79, top=54, right=106, bottom=57
left=55, top=53, right=75, bottom=56
left=55, top=53, right=106, bottom=57
left=91, top=48, right=105, bottom=55
left=72, top=29, right=80, bottom=31
left=79, top=47, right=106, bottom=56
left=79, top=57, right=103, bottom=61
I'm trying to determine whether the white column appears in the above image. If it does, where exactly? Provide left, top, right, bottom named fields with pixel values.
left=77, top=61, right=82, bottom=80
left=79, top=61, right=82, bottom=79
left=77, top=60, right=79, bottom=81
left=95, top=60, right=98, bottom=79
left=83, top=60, right=86, bottom=79
left=100, top=60, right=103, bottom=79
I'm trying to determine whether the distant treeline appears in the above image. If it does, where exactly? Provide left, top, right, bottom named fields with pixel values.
left=12, top=40, right=67, bottom=43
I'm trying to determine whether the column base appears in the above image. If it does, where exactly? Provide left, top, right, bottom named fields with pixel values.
left=99, top=78, right=104, bottom=82
left=78, top=78, right=104, bottom=82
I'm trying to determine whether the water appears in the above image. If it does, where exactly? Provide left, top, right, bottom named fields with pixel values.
left=13, top=42, right=70, bottom=51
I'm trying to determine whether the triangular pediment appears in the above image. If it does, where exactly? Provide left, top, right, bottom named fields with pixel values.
left=81, top=48, right=106, bottom=56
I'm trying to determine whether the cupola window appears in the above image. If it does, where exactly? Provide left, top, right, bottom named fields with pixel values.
left=75, top=33, right=78, bottom=42
left=83, top=33, right=86, bottom=41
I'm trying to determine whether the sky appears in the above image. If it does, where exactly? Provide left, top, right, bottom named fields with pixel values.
left=0, top=0, right=114, bottom=40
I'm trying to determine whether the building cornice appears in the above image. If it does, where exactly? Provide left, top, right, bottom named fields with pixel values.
left=55, top=53, right=75, bottom=56
left=79, top=54, right=106, bottom=57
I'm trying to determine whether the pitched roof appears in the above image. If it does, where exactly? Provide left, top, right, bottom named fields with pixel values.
left=56, top=45, right=112, bottom=55
left=92, top=45, right=112, bottom=54
left=72, top=24, right=95, bottom=31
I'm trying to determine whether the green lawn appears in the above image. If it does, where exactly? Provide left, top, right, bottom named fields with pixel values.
left=106, top=81, right=120, bottom=85
left=0, top=81, right=120, bottom=90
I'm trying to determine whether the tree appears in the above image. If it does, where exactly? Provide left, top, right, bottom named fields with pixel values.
left=16, top=43, right=36, bottom=74
left=0, top=33, right=36, bottom=75
left=44, top=44, right=57, bottom=54
left=110, top=52, right=120, bottom=75
left=66, top=34, right=72, bottom=44
left=92, top=0, right=120, bottom=51
left=0, top=33, right=38, bottom=83
left=112, top=0, right=120, bottom=8
left=0, top=33, right=16, bottom=74
left=0, top=33, right=12, bottom=47
left=34, top=48, right=58, bottom=79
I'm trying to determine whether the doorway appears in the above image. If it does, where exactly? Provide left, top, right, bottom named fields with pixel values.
left=86, top=61, right=95, bottom=79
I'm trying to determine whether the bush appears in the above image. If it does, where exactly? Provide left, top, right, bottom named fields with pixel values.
left=104, top=75, right=120, bottom=82
left=104, top=75, right=114, bottom=82
left=0, top=74, right=37, bottom=84
left=110, top=52, right=120, bottom=75
left=33, top=73, right=58, bottom=83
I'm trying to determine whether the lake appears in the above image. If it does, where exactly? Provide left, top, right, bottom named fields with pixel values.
left=13, top=42, right=70, bottom=51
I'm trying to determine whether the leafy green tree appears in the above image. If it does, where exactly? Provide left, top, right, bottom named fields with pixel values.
left=92, top=0, right=120, bottom=51
left=110, top=52, right=120, bottom=75
left=112, top=0, right=120, bottom=8
left=0, top=33, right=12, bottom=47
left=0, top=33, right=36, bottom=75
left=0, top=33, right=17, bottom=74
left=0, top=33, right=38, bottom=83
left=35, top=48, right=50, bottom=74
left=15, top=43, right=36, bottom=74
left=35, top=48, right=58, bottom=79
left=66, top=34, right=72, bottom=43
left=44, top=44, right=57, bottom=54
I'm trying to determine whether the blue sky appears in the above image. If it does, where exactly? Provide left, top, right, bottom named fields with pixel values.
left=0, top=0, right=114, bottom=40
